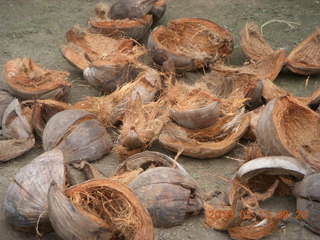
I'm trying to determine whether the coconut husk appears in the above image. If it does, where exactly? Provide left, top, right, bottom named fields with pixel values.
left=89, top=14, right=153, bottom=40
left=149, top=0, right=166, bottom=23
left=108, top=0, right=157, bottom=20
left=0, top=89, right=13, bottom=127
left=110, top=168, right=144, bottom=185
left=242, top=142, right=263, bottom=162
left=73, top=161, right=106, bottom=180
left=212, top=49, right=285, bottom=81
left=48, top=179, right=154, bottom=240
left=256, top=96, right=320, bottom=169
left=74, top=67, right=163, bottom=127
left=296, top=86, right=320, bottom=109
left=242, top=105, right=265, bottom=141
left=61, top=25, right=146, bottom=71
left=261, top=79, right=290, bottom=102
left=0, top=138, right=35, bottom=162
left=3, top=58, right=70, bottom=100
left=148, top=18, right=233, bottom=72
left=240, top=22, right=274, bottom=61
left=286, top=29, right=320, bottom=75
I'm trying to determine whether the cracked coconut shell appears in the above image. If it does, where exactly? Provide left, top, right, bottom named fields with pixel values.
left=148, top=18, right=233, bottom=72
left=4, top=58, right=70, bottom=100
left=48, top=179, right=154, bottom=240
left=4, top=149, right=65, bottom=232
left=129, top=167, right=204, bottom=227
left=42, top=109, right=113, bottom=163
left=256, top=96, right=320, bottom=169
left=286, top=29, right=320, bottom=75
left=0, top=89, right=13, bottom=127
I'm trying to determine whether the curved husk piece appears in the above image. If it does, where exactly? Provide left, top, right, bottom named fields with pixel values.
left=261, top=79, right=290, bottom=102
left=4, top=58, right=70, bottom=100
left=89, top=14, right=153, bottom=40
left=129, top=167, right=204, bottom=227
left=240, top=22, right=274, bottom=61
left=0, top=138, right=35, bottom=162
left=108, top=0, right=157, bottom=19
left=148, top=18, right=233, bottom=72
left=159, top=112, right=250, bottom=159
left=256, top=96, right=320, bottom=169
left=242, top=105, right=265, bottom=141
left=49, top=178, right=154, bottom=239
left=83, top=62, right=143, bottom=93
left=61, top=26, right=146, bottom=70
left=0, top=89, right=13, bottom=127
left=43, top=109, right=113, bottom=163
left=74, top=67, right=162, bottom=127
left=286, top=29, right=320, bottom=75
left=212, top=49, right=286, bottom=81
left=4, top=149, right=65, bottom=232
left=149, top=0, right=166, bottom=23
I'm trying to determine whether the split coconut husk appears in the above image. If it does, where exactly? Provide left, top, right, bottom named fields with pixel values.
left=74, top=67, right=163, bottom=127
left=48, top=179, right=154, bottom=239
left=0, top=99, right=35, bottom=162
left=108, top=0, right=157, bottom=20
left=74, top=160, right=106, bottom=180
left=256, top=96, right=320, bottom=169
left=240, top=22, right=275, bottom=61
left=0, top=89, right=13, bottom=127
left=294, top=173, right=320, bottom=234
left=212, top=49, right=286, bottom=81
left=286, top=29, right=320, bottom=75
left=4, top=149, right=65, bottom=233
left=89, top=7, right=153, bottom=40
left=149, top=0, right=166, bottom=24
left=4, top=58, right=70, bottom=100
left=42, top=109, right=113, bottom=163
left=242, top=105, right=265, bottom=141
left=148, top=18, right=233, bottom=72
left=129, top=167, right=204, bottom=227
left=261, top=79, right=290, bottom=103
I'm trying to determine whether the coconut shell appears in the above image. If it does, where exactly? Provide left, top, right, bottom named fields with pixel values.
left=149, top=0, right=166, bottom=23
left=261, top=79, right=290, bottom=102
left=240, top=22, right=274, bottom=61
left=0, top=89, right=13, bottom=127
left=48, top=179, right=155, bottom=239
left=43, top=109, right=113, bottom=163
left=4, top=58, right=70, bottom=100
left=108, top=0, right=157, bottom=20
left=0, top=138, right=35, bottom=162
left=286, top=29, right=320, bottom=75
left=89, top=14, right=153, bottom=40
left=4, top=149, right=65, bottom=232
left=242, top=105, right=265, bottom=141
left=148, top=18, right=233, bottom=72
left=129, top=167, right=204, bottom=227
left=256, top=96, right=320, bottom=169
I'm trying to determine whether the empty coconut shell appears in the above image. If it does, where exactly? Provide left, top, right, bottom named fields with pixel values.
left=148, top=18, right=233, bottom=72
left=294, top=173, right=320, bottom=234
left=129, top=167, right=204, bottom=227
left=286, top=29, right=320, bottom=75
left=4, top=149, right=65, bottom=232
left=242, top=105, right=265, bottom=141
left=240, top=22, right=274, bottom=61
left=42, top=109, right=113, bottom=163
left=149, top=0, right=166, bottom=24
left=4, top=58, right=70, bottom=100
left=0, top=89, right=13, bottom=127
left=256, top=96, right=320, bottom=169
left=108, top=0, right=157, bottom=20
left=48, top=179, right=154, bottom=239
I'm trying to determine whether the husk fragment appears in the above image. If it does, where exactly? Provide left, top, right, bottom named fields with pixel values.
left=0, top=89, right=13, bottom=127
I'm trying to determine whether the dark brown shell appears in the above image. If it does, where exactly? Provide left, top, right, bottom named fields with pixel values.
left=48, top=179, right=155, bottom=239
left=0, top=89, right=13, bottom=127
left=42, top=109, right=113, bottom=163
left=129, top=167, right=204, bottom=227
left=89, top=15, right=153, bottom=40
left=4, top=58, right=71, bottom=100
left=148, top=18, right=233, bottom=72
left=4, top=149, right=65, bottom=232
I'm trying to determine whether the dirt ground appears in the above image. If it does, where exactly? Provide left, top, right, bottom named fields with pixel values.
left=0, top=0, right=320, bottom=239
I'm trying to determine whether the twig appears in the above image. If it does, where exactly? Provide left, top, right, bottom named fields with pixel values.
left=260, top=20, right=301, bottom=36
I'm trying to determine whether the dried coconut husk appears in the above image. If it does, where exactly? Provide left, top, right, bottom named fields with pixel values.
left=296, top=86, right=320, bottom=110
left=0, top=89, right=13, bottom=127
left=148, top=18, right=233, bottom=72
left=116, top=95, right=170, bottom=159
left=256, top=96, right=320, bottom=168
left=286, top=29, right=320, bottom=75
left=89, top=14, right=153, bottom=40
left=129, top=167, right=204, bottom=227
left=4, top=149, right=65, bottom=233
left=212, top=49, right=286, bottom=81
left=43, top=109, right=113, bottom=163
left=242, top=142, right=263, bottom=163
left=4, top=58, right=70, bottom=100
left=240, top=22, right=274, bottom=61
left=242, top=105, right=265, bottom=141
left=108, top=0, right=157, bottom=20
left=149, top=0, right=166, bottom=24
left=61, top=25, right=146, bottom=70
left=261, top=79, right=289, bottom=103
left=48, top=179, right=154, bottom=240
left=74, top=67, right=163, bottom=127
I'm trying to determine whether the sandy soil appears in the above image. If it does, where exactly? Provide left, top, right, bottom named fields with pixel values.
left=0, top=0, right=320, bottom=239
